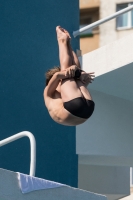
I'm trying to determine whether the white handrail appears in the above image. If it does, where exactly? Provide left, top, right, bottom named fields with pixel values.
left=0, top=131, right=36, bottom=176
left=73, top=5, right=133, bottom=37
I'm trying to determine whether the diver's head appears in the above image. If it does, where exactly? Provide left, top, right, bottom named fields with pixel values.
left=45, top=66, right=60, bottom=86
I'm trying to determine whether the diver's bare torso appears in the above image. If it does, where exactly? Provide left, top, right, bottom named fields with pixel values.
left=44, top=89, right=86, bottom=126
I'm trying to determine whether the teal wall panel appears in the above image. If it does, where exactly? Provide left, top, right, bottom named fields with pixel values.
left=0, top=0, right=79, bottom=187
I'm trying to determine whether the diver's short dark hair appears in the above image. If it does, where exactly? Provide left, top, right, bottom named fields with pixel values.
left=45, top=66, right=60, bottom=86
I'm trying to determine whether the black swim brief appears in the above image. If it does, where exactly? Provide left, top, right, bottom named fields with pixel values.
left=64, top=97, right=95, bottom=119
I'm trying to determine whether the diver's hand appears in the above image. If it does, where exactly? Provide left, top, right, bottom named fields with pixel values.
left=56, top=71, right=68, bottom=79
left=80, top=72, right=95, bottom=86
left=64, top=65, right=79, bottom=78
left=55, top=67, right=78, bottom=80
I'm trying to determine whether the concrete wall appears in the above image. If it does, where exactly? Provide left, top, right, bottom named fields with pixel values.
left=100, top=0, right=133, bottom=47
left=0, top=0, right=79, bottom=187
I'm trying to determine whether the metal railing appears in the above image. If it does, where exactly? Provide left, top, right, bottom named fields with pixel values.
left=0, top=131, right=36, bottom=176
left=73, top=5, right=133, bottom=37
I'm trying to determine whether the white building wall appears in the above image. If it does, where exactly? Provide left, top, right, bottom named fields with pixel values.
left=78, top=32, right=133, bottom=200
left=76, top=90, right=133, bottom=160
left=100, top=0, right=133, bottom=47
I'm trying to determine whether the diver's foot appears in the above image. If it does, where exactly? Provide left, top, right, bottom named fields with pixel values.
left=56, top=26, right=69, bottom=42
left=62, top=28, right=71, bottom=40
left=62, top=28, right=72, bottom=47
left=60, top=28, right=72, bottom=47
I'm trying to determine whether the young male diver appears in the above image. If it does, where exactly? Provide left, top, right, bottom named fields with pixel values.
left=43, top=26, right=95, bottom=126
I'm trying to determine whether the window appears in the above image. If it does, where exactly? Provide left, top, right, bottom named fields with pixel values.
left=116, top=3, right=133, bottom=30
left=130, top=167, right=133, bottom=187
left=80, top=17, right=92, bottom=26
left=80, top=16, right=93, bottom=36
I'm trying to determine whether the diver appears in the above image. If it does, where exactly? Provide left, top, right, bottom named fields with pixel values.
left=43, top=26, right=95, bottom=126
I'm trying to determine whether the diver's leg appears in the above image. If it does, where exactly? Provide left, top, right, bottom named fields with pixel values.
left=75, top=79, right=93, bottom=100
left=57, top=26, right=81, bottom=70
left=57, top=27, right=92, bottom=102
left=56, top=26, right=82, bottom=102
left=56, top=26, right=72, bottom=70
left=66, top=38, right=92, bottom=100
left=61, top=27, right=81, bottom=68
left=67, top=40, right=81, bottom=69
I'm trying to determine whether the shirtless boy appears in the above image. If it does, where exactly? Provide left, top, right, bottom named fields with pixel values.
left=43, top=26, right=95, bottom=126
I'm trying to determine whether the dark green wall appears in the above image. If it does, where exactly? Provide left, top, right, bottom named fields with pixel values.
left=0, top=0, right=79, bottom=187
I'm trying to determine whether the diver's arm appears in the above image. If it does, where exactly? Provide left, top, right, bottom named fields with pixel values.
left=44, top=71, right=67, bottom=97
left=44, top=64, right=80, bottom=97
